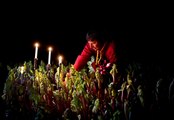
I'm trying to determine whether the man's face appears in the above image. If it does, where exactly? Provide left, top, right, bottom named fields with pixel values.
left=88, top=39, right=100, bottom=51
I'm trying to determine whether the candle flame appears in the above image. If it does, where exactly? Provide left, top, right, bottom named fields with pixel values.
left=48, top=47, right=52, bottom=51
left=58, top=55, right=63, bottom=64
left=35, top=43, right=39, bottom=47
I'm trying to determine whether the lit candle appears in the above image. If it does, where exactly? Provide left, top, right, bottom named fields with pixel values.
left=20, top=66, right=24, bottom=84
left=58, top=55, right=63, bottom=65
left=48, top=47, right=52, bottom=64
left=34, top=43, right=39, bottom=59
left=58, top=55, right=63, bottom=83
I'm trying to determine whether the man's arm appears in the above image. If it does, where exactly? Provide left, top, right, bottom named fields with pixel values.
left=74, top=43, right=93, bottom=71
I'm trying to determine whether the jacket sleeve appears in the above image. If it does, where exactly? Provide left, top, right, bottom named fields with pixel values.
left=74, top=43, right=93, bottom=71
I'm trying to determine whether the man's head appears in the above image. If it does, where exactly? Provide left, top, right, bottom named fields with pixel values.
left=86, top=30, right=105, bottom=51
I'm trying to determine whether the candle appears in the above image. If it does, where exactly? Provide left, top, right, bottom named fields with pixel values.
left=48, top=47, right=52, bottom=64
left=20, top=66, right=24, bottom=84
left=58, top=55, right=63, bottom=65
left=58, top=55, right=63, bottom=84
left=34, top=43, right=39, bottom=59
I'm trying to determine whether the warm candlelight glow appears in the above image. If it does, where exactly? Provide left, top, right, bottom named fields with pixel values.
left=34, top=43, right=39, bottom=59
left=48, top=47, right=52, bottom=64
left=58, top=55, right=63, bottom=65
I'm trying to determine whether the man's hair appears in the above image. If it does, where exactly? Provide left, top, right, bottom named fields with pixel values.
left=86, top=30, right=106, bottom=43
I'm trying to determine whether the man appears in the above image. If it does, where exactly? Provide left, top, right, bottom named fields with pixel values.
left=73, top=30, right=117, bottom=72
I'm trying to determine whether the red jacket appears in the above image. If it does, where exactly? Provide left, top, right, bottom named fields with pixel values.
left=74, top=40, right=117, bottom=71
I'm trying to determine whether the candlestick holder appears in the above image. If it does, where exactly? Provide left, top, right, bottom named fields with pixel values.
left=34, top=58, right=38, bottom=70
left=46, top=64, right=51, bottom=78
left=46, top=64, right=51, bottom=71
